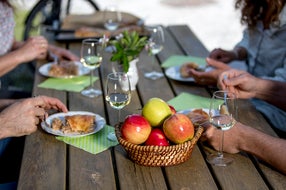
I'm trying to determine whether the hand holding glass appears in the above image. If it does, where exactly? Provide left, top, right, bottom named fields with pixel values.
left=144, top=25, right=164, bottom=80
left=80, top=39, right=103, bottom=98
left=207, top=90, right=237, bottom=166
left=105, top=72, right=131, bottom=141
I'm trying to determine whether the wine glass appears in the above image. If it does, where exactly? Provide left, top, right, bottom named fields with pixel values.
left=105, top=72, right=131, bottom=141
left=144, top=25, right=165, bottom=80
left=80, top=38, right=103, bottom=98
left=103, top=5, right=121, bottom=31
left=207, top=90, right=237, bottom=166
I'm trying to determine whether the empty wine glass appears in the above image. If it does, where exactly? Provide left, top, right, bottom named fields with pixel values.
left=144, top=25, right=164, bottom=80
left=103, top=5, right=121, bottom=31
left=80, top=38, right=103, bottom=98
left=105, top=72, right=131, bottom=141
left=207, top=90, right=237, bottom=166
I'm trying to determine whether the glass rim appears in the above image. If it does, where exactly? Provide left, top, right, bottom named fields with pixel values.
left=82, top=38, right=100, bottom=44
left=213, top=90, right=236, bottom=99
left=107, top=72, right=128, bottom=79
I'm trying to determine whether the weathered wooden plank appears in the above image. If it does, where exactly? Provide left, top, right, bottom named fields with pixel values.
left=18, top=131, right=66, bottom=190
left=114, top=146, right=168, bottom=190
left=69, top=147, right=116, bottom=190
left=165, top=146, right=218, bottom=190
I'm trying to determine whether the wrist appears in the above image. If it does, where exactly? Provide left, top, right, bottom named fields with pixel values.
left=233, top=47, right=247, bottom=60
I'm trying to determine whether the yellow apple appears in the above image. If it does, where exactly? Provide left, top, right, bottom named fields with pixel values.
left=142, top=97, right=172, bottom=127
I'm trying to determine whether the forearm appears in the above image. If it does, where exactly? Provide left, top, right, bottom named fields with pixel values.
left=254, top=79, right=286, bottom=111
left=0, top=50, right=25, bottom=76
left=238, top=123, right=286, bottom=174
left=0, top=99, right=18, bottom=111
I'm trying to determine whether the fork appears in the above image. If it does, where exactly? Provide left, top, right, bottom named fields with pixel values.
left=49, top=51, right=59, bottom=64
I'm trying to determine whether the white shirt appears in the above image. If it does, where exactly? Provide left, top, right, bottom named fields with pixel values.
left=0, top=2, right=15, bottom=56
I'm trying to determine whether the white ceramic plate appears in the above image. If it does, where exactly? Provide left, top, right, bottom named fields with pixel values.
left=165, top=65, right=195, bottom=82
left=39, top=61, right=90, bottom=78
left=41, top=111, right=106, bottom=137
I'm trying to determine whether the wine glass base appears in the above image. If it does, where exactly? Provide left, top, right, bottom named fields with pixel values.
left=107, top=132, right=117, bottom=142
left=81, top=88, right=102, bottom=98
left=144, top=71, right=164, bottom=80
left=206, top=154, right=233, bottom=166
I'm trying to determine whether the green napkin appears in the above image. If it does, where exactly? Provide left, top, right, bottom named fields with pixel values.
left=168, top=92, right=212, bottom=111
left=161, top=55, right=206, bottom=68
left=38, top=76, right=97, bottom=92
left=56, top=125, right=118, bottom=154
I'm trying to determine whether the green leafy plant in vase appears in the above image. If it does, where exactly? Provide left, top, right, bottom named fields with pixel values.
left=110, top=30, right=148, bottom=73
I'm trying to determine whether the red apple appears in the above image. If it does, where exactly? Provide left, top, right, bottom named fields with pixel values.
left=145, top=128, right=170, bottom=146
left=121, top=114, right=152, bottom=144
left=163, top=113, right=194, bottom=144
left=168, top=105, right=176, bottom=114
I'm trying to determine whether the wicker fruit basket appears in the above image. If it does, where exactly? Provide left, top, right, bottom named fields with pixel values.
left=115, top=124, right=204, bottom=167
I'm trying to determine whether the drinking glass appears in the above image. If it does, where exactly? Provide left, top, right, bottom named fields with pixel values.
left=207, top=90, right=237, bottom=166
left=80, top=38, right=103, bottom=98
left=144, top=25, right=164, bottom=80
left=103, top=5, right=121, bottom=31
left=105, top=72, right=131, bottom=141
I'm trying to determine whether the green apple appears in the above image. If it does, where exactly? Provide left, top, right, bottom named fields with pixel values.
left=142, top=97, right=172, bottom=127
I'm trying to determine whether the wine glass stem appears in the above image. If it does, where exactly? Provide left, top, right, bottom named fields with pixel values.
left=118, top=109, right=121, bottom=123
left=90, top=69, right=94, bottom=88
left=151, top=54, right=155, bottom=72
left=218, top=131, right=224, bottom=157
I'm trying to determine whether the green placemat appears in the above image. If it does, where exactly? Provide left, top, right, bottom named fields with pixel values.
left=162, top=55, right=206, bottom=68
left=38, top=76, right=97, bottom=92
left=168, top=92, right=212, bottom=111
left=56, top=125, right=118, bottom=154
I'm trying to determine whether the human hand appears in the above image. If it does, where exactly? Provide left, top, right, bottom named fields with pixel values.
left=217, top=69, right=258, bottom=99
left=48, top=45, right=79, bottom=61
left=0, top=96, right=68, bottom=139
left=202, top=122, right=242, bottom=154
left=15, top=36, right=49, bottom=62
left=189, top=57, right=230, bottom=85
left=209, top=48, right=237, bottom=63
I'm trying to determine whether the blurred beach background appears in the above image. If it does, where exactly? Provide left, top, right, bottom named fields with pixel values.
left=12, top=0, right=244, bottom=51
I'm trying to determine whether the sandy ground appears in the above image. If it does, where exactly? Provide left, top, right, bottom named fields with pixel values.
left=15, top=0, right=244, bottom=51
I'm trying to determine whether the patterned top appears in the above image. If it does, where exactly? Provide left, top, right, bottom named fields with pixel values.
left=235, top=6, right=286, bottom=81
left=0, top=2, right=15, bottom=56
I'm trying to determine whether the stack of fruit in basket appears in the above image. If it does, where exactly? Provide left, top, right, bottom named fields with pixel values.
left=120, top=97, right=197, bottom=146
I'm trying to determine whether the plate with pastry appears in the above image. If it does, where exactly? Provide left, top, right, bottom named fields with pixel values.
left=165, top=62, right=211, bottom=82
left=41, top=111, right=106, bottom=137
left=39, top=61, right=90, bottom=78
left=179, top=108, right=210, bottom=127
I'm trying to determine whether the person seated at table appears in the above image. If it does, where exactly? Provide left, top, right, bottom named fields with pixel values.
left=189, top=0, right=286, bottom=86
left=195, top=57, right=286, bottom=135
left=203, top=68, right=286, bottom=174
left=0, top=95, right=68, bottom=187
left=0, top=0, right=79, bottom=98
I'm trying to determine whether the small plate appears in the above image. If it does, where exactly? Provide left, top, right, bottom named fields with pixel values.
left=179, top=108, right=211, bottom=126
left=39, top=61, right=90, bottom=78
left=178, top=108, right=210, bottom=115
left=165, top=65, right=194, bottom=82
left=41, top=111, right=106, bottom=137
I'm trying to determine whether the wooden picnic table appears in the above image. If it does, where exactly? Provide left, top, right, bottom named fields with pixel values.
left=17, top=25, right=286, bottom=190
